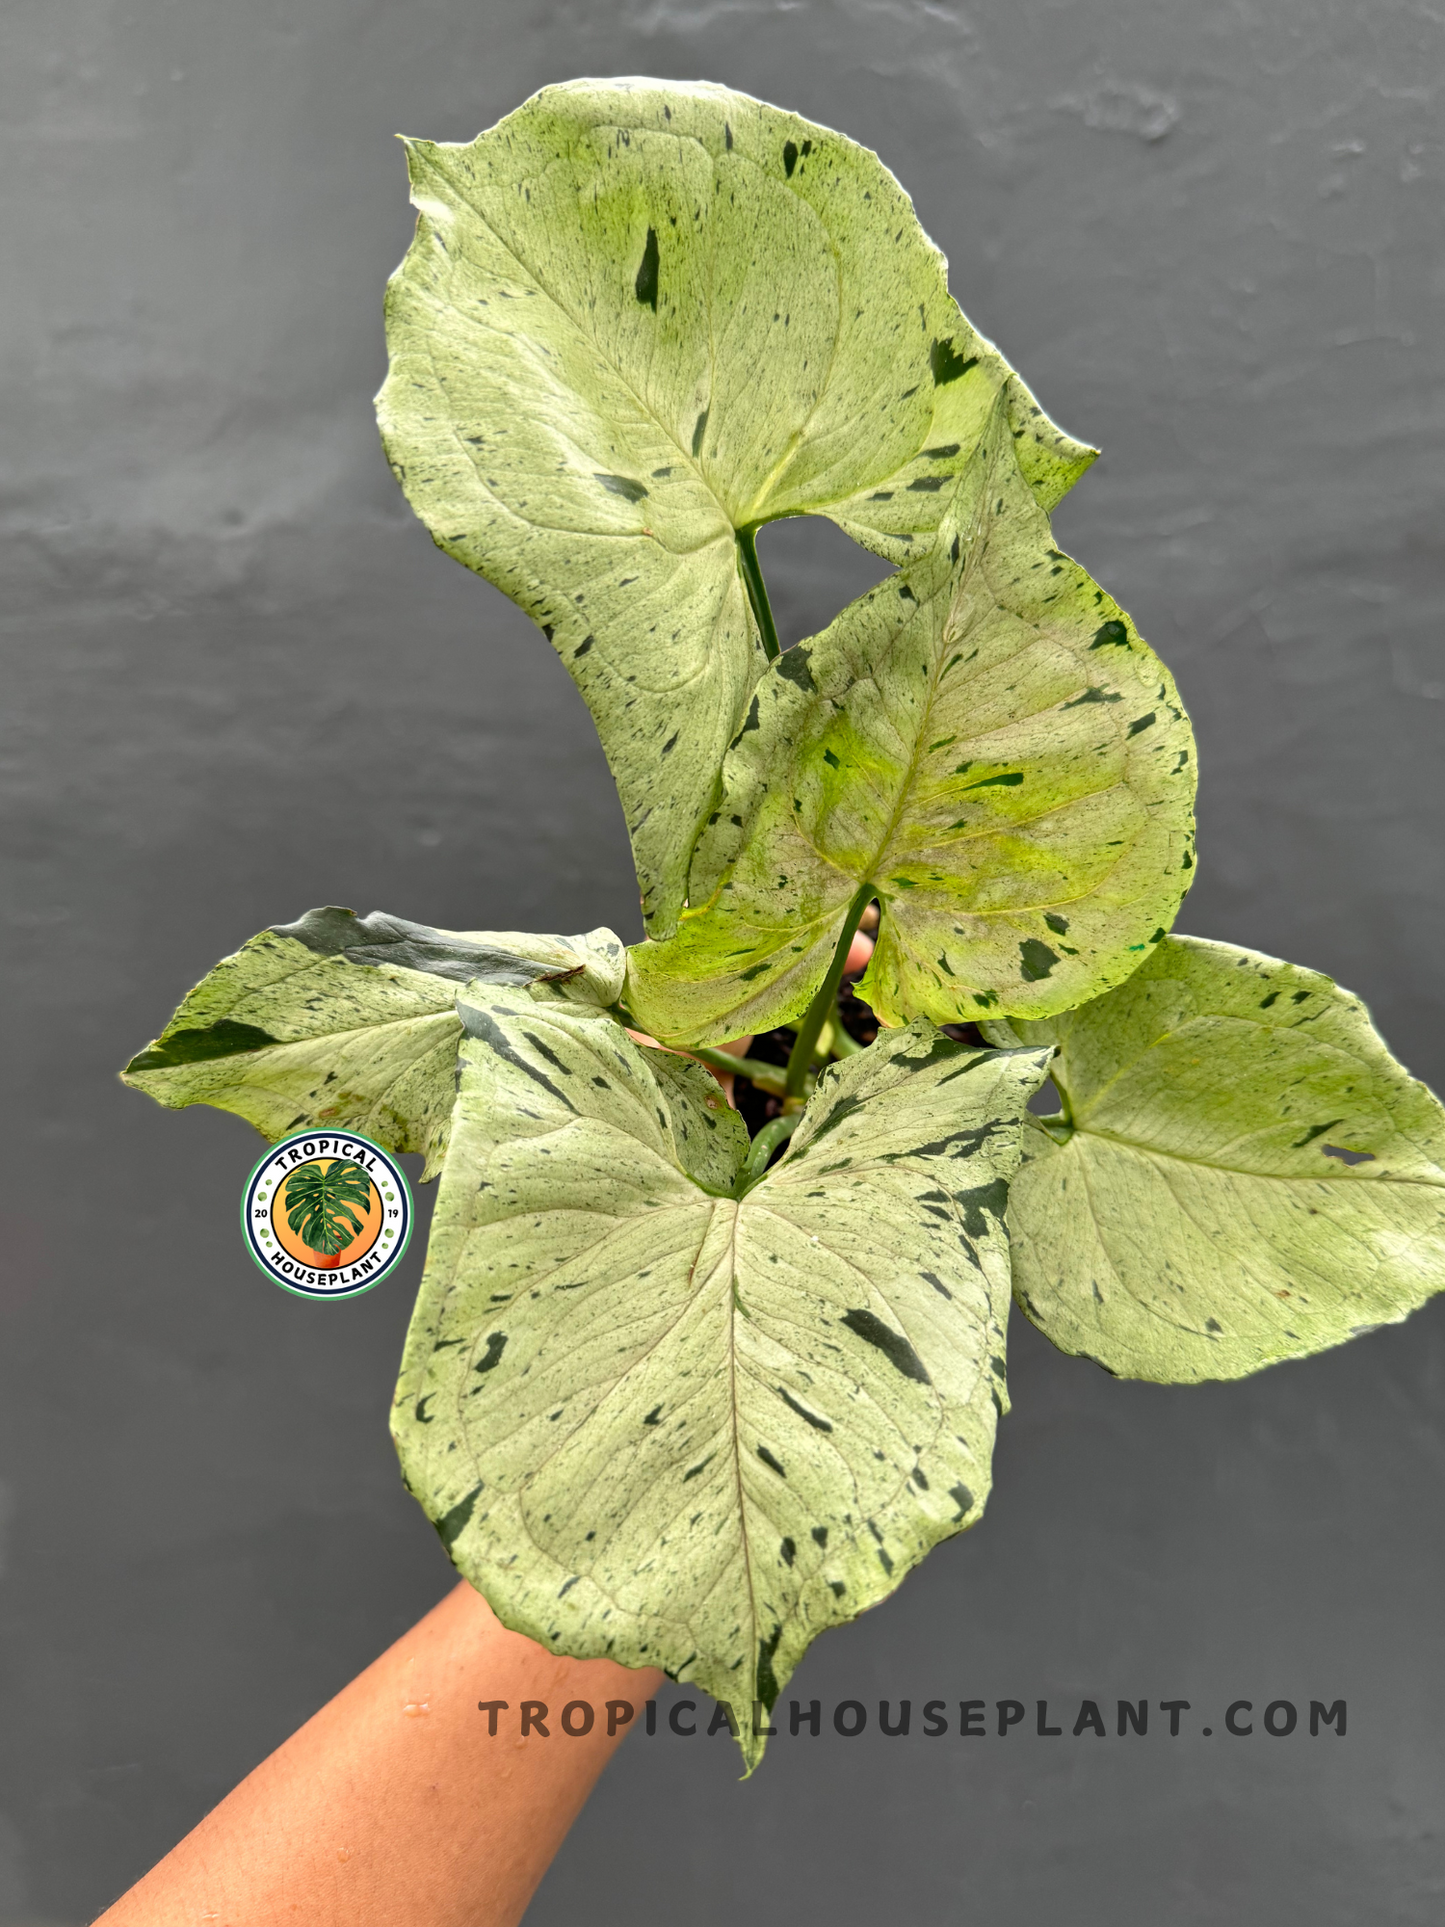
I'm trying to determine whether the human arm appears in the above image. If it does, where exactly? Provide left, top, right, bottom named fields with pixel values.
left=94, top=1579, right=663, bottom=1927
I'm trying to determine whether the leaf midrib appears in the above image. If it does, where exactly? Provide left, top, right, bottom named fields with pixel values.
left=1058, top=1006, right=1442, bottom=1152
left=465, top=1182, right=765, bottom=1696
left=774, top=498, right=1150, bottom=917
left=1049, top=1121, right=1445, bottom=1189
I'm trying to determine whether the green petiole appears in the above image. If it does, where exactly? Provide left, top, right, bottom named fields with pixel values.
left=740, top=1108, right=801, bottom=1187
left=685, top=1044, right=789, bottom=1096
left=784, top=887, right=874, bottom=1100
left=736, top=526, right=782, bottom=664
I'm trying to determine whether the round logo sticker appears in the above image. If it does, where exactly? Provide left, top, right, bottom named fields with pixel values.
left=241, top=1132, right=413, bottom=1298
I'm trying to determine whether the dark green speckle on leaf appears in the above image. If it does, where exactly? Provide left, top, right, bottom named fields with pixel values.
left=634, top=226, right=660, bottom=310
left=930, top=338, right=977, bottom=385
left=1089, top=619, right=1129, bottom=649
left=1019, top=939, right=1060, bottom=982
left=125, top=1018, right=277, bottom=1072
left=595, top=472, right=648, bottom=503
left=437, top=1484, right=482, bottom=1550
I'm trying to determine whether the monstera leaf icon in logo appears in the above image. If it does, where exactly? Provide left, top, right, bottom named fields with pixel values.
left=283, top=1159, right=374, bottom=1266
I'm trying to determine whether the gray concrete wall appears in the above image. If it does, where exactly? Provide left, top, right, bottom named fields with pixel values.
left=3, top=2, right=1443, bottom=1920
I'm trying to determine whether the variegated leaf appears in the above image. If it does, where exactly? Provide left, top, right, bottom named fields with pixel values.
left=122, top=909, right=625, bottom=1178
left=984, top=935, right=1445, bottom=1381
left=626, top=405, right=1195, bottom=1046
left=377, top=78, right=1093, bottom=935
left=391, top=986, right=1049, bottom=1769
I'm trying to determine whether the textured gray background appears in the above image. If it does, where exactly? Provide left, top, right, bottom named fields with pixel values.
left=3, top=1, right=1444, bottom=1921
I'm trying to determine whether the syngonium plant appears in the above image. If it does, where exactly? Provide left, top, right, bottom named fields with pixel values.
left=122, top=80, right=1445, bottom=1772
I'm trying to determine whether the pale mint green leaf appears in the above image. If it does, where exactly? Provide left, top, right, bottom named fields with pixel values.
left=391, top=990, right=1050, bottom=1769
left=121, top=909, right=626, bottom=1179
left=625, top=404, right=1195, bottom=1047
left=376, top=78, right=1094, bottom=935
left=637, top=1046, right=752, bottom=1194
left=984, top=935, right=1445, bottom=1382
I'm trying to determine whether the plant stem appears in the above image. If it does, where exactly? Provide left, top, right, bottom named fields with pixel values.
left=736, top=527, right=781, bottom=663
left=741, top=1109, right=801, bottom=1186
left=685, top=1044, right=789, bottom=1096
left=784, top=886, right=874, bottom=1100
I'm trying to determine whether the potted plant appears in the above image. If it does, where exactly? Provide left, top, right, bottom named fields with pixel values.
left=122, top=77, right=1445, bottom=1775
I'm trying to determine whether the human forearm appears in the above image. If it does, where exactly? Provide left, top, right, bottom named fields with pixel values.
left=94, top=1580, right=663, bottom=1927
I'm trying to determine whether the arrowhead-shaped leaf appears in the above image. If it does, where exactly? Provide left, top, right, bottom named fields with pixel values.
left=625, top=404, right=1196, bottom=1047
left=391, top=990, right=1049, bottom=1768
left=376, top=78, right=1094, bottom=935
left=985, top=935, right=1445, bottom=1381
left=122, top=908, right=625, bottom=1178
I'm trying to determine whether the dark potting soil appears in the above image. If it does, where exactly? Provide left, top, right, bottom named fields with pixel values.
left=728, top=974, right=986, bottom=1137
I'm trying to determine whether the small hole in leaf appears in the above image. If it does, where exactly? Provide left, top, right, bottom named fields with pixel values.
left=1028, top=1079, right=1063, bottom=1117
left=1322, top=1143, right=1374, bottom=1165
